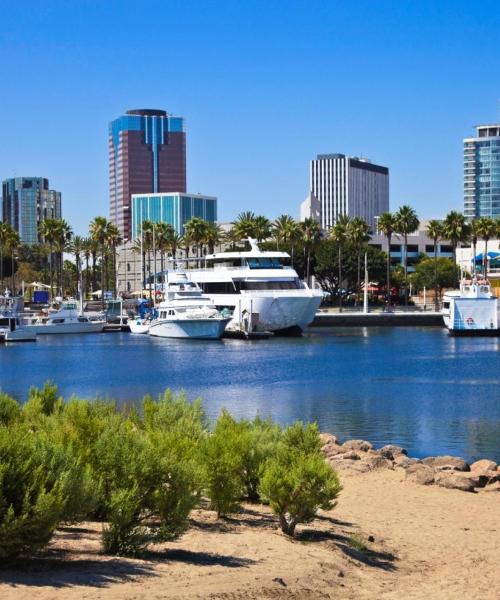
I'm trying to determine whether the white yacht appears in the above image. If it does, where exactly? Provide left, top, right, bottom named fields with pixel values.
left=442, top=276, right=499, bottom=336
left=0, top=294, right=36, bottom=342
left=149, top=271, right=230, bottom=339
left=185, top=239, right=323, bottom=335
left=23, top=301, right=105, bottom=334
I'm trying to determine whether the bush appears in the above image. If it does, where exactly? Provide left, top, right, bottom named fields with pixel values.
left=0, top=425, right=94, bottom=560
left=101, top=487, right=147, bottom=556
left=0, top=392, right=21, bottom=425
left=260, top=423, right=342, bottom=537
left=203, top=411, right=247, bottom=517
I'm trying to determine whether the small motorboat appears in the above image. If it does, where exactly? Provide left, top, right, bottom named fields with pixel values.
left=23, top=300, right=105, bottom=334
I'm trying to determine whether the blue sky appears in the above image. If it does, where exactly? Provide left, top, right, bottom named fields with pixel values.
left=1, top=0, right=499, bottom=235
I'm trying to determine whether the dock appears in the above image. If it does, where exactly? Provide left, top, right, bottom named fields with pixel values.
left=311, top=311, right=444, bottom=327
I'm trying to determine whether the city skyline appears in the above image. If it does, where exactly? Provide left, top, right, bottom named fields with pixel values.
left=1, top=1, right=500, bottom=235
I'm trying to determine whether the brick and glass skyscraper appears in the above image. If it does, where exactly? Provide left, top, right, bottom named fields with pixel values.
left=109, top=108, right=186, bottom=240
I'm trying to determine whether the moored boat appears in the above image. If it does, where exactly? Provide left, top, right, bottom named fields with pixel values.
left=442, top=276, right=499, bottom=336
left=23, top=301, right=105, bottom=334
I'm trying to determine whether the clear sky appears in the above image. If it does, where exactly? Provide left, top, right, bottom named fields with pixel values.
left=1, top=0, right=499, bottom=235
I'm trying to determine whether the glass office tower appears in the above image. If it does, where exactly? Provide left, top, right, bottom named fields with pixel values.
left=464, top=124, right=500, bottom=219
left=131, top=193, right=217, bottom=239
left=1, top=177, right=62, bottom=244
left=109, top=109, right=187, bottom=240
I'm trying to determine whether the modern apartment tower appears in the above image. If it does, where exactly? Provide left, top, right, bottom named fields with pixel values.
left=463, top=124, right=500, bottom=219
left=304, top=154, right=389, bottom=231
left=109, top=108, right=187, bottom=240
left=1, top=177, right=62, bottom=245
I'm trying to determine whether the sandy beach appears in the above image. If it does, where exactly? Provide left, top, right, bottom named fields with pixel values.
left=1, top=467, right=498, bottom=600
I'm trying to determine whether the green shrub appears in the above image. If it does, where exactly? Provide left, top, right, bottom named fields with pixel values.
left=0, top=392, right=21, bottom=425
left=0, top=425, right=94, bottom=560
left=203, top=411, right=248, bottom=517
left=260, top=423, right=342, bottom=537
left=101, top=487, right=148, bottom=556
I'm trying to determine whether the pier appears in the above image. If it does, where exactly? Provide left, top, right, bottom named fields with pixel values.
left=311, top=310, right=444, bottom=327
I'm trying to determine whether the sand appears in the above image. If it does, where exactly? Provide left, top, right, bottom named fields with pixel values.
left=0, top=469, right=498, bottom=599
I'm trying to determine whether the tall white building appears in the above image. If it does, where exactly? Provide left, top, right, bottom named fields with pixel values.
left=305, top=153, right=389, bottom=231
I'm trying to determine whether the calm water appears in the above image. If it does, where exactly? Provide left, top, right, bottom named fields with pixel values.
left=1, top=327, right=499, bottom=462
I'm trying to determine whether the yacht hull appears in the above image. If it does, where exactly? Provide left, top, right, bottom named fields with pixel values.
left=27, top=322, right=105, bottom=335
left=0, top=328, right=37, bottom=342
left=129, top=318, right=151, bottom=334
left=149, top=318, right=229, bottom=339
left=210, top=293, right=323, bottom=334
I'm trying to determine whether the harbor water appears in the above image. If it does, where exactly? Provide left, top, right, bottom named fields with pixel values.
left=1, top=327, right=499, bottom=463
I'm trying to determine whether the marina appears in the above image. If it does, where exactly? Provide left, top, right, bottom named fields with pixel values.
left=1, top=326, right=498, bottom=463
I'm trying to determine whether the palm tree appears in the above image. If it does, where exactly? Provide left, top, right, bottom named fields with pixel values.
left=140, top=220, right=155, bottom=301
left=81, top=237, right=92, bottom=299
left=105, top=223, right=122, bottom=297
left=71, top=235, right=85, bottom=299
left=184, top=217, right=208, bottom=267
left=155, top=222, right=175, bottom=284
left=39, top=218, right=60, bottom=298
left=89, top=216, right=110, bottom=309
left=377, top=212, right=397, bottom=309
left=475, top=217, right=497, bottom=277
left=348, top=217, right=371, bottom=300
left=301, top=218, right=321, bottom=287
left=253, top=216, right=271, bottom=242
left=395, top=205, right=419, bottom=305
left=231, top=211, right=257, bottom=240
left=469, top=219, right=480, bottom=275
left=273, top=214, right=300, bottom=265
left=442, top=211, right=469, bottom=286
left=0, top=221, right=12, bottom=291
left=53, top=219, right=72, bottom=295
left=203, top=222, right=224, bottom=254
left=329, top=215, right=350, bottom=312
left=425, top=220, right=443, bottom=311
left=6, top=228, right=20, bottom=292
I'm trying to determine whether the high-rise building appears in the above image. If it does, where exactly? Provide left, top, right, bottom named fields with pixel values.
left=131, top=192, right=217, bottom=239
left=109, top=108, right=187, bottom=240
left=463, top=124, right=500, bottom=219
left=1, top=177, right=62, bottom=244
left=303, top=153, right=389, bottom=231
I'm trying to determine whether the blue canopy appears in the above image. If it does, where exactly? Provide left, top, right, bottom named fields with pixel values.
left=473, top=251, right=500, bottom=262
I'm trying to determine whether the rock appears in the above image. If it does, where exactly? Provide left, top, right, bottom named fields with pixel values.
left=361, top=455, right=394, bottom=471
left=434, top=473, right=476, bottom=492
left=378, top=445, right=408, bottom=460
left=343, top=439, right=373, bottom=452
left=339, top=450, right=361, bottom=460
left=482, top=481, right=500, bottom=493
left=470, top=459, right=497, bottom=473
left=367, top=535, right=375, bottom=543
left=394, top=456, right=419, bottom=469
left=320, top=433, right=339, bottom=446
left=405, top=464, right=435, bottom=485
left=322, top=443, right=345, bottom=458
left=422, top=456, right=470, bottom=472
left=272, top=578, right=287, bottom=587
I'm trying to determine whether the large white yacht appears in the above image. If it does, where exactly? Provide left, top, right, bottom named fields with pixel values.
left=442, top=276, right=499, bottom=336
left=23, top=301, right=105, bottom=334
left=149, top=270, right=230, bottom=339
left=185, top=239, right=323, bottom=335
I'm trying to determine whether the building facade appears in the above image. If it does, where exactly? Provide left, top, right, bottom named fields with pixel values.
left=308, top=154, right=389, bottom=231
left=131, top=192, right=217, bottom=239
left=109, top=108, right=187, bottom=240
left=1, top=177, right=62, bottom=244
left=464, top=124, right=500, bottom=219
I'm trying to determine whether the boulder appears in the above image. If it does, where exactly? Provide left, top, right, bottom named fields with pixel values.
left=482, top=481, right=500, bottom=493
left=422, top=456, right=470, bottom=472
left=470, top=459, right=497, bottom=473
left=343, top=439, right=373, bottom=453
left=405, top=464, right=435, bottom=485
left=394, top=456, right=420, bottom=469
left=339, top=450, right=361, bottom=460
left=361, top=455, right=394, bottom=471
left=378, top=445, right=408, bottom=460
left=434, top=473, right=476, bottom=492
left=320, top=433, right=339, bottom=446
left=322, top=443, right=345, bottom=458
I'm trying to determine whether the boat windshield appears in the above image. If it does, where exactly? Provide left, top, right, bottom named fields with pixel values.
left=245, top=257, right=283, bottom=269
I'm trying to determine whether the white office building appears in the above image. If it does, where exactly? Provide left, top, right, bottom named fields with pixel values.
left=305, top=154, right=389, bottom=231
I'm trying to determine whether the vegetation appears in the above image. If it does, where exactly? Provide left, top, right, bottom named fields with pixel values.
left=0, top=384, right=342, bottom=559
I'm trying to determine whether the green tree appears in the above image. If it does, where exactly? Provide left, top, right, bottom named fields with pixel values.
left=329, top=215, right=351, bottom=311
left=411, top=257, right=456, bottom=304
left=184, top=217, right=209, bottom=267
left=301, top=217, right=322, bottom=286
left=475, top=217, right=497, bottom=276
left=89, top=216, right=110, bottom=309
left=425, top=220, right=444, bottom=310
left=442, top=211, right=469, bottom=286
left=259, top=422, right=341, bottom=537
left=395, top=205, right=419, bottom=305
left=377, top=212, right=397, bottom=308
left=348, top=217, right=371, bottom=299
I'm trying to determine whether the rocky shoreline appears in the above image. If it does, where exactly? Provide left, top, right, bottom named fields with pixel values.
left=320, top=434, right=500, bottom=493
